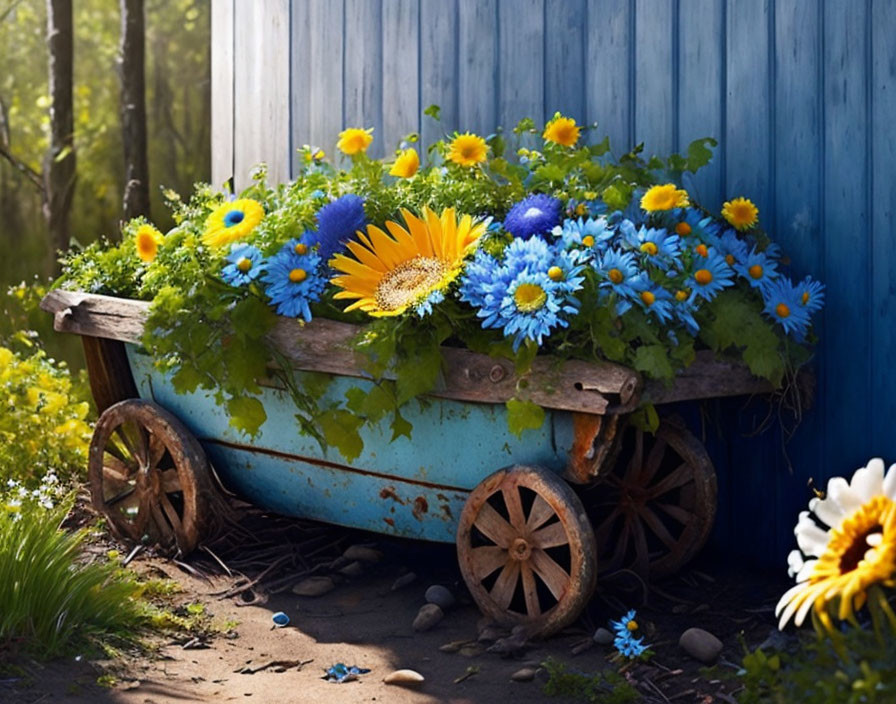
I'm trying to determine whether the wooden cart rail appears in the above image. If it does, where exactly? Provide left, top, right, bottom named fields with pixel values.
left=41, top=289, right=774, bottom=416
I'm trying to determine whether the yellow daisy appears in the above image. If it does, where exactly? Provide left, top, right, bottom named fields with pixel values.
left=447, top=133, right=488, bottom=167
left=134, top=224, right=164, bottom=263
left=202, top=198, right=264, bottom=249
left=329, top=207, right=487, bottom=317
left=640, top=184, right=690, bottom=212
left=337, top=127, right=374, bottom=156
left=389, top=148, right=420, bottom=178
left=543, top=115, right=580, bottom=147
left=722, top=197, right=759, bottom=231
left=776, top=458, right=896, bottom=630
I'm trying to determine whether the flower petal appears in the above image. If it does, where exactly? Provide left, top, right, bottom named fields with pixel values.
left=850, top=458, right=885, bottom=501
left=884, top=463, right=896, bottom=499
left=826, top=476, right=863, bottom=514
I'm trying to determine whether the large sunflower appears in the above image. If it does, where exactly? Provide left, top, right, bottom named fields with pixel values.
left=202, top=198, right=264, bottom=249
left=329, top=207, right=486, bottom=317
left=776, top=458, right=896, bottom=630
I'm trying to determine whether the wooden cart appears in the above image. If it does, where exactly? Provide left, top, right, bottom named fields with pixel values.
left=42, top=289, right=773, bottom=636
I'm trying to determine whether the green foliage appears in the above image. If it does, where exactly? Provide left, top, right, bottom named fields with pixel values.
left=0, top=499, right=143, bottom=657
left=540, top=657, right=641, bottom=703
left=506, top=398, right=546, bottom=436
left=739, top=629, right=896, bottom=704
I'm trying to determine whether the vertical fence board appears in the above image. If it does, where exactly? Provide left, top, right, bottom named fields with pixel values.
left=497, top=0, right=544, bottom=134
left=545, top=0, right=586, bottom=124
left=634, top=0, right=675, bottom=158
left=823, top=0, right=870, bottom=473
left=382, top=0, right=420, bottom=154
left=290, top=0, right=310, bottom=177
left=585, top=0, right=631, bottom=150
left=420, top=0, right=458, bottom=148
left=210, top=0, right=234, bottom=187
left=871, top=0, right=896, bottom=458
left=345, top=0, right=383, bottom=158
left=308, top=0, right=344, bottom=155
left=458, top=0, right=498, bottom=137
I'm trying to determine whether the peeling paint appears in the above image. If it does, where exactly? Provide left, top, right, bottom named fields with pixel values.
left=412, top=496, right=429, bottom=521
left=379, top=486, right=404, bottom=504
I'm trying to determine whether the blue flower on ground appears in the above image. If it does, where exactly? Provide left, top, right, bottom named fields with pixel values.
left=312, top=194, right=367, bottom=262
left=762, top=277, right=811, bottom=339
left=261, top=243, right=325, bottom=321
left=733, top=246, right=779, bottom=292
left=630, top=273, right=675, bottom=324
left=620, top=220, right=681, bottom=264
left=221, top=243, right=265, bottom=287
left=553, top=216, right=615, bottom=256
left=610, top=609, right=639, bottom=637
left=503, top=194, right=562, bottom=240
left=614, top=632, right=648, bottom=659
left=594, top=249, right=640, bottom=303
left=689, top=251, right=735, bottom=301
left=796, top=276, right=825, bottom=315
left=716, top=229, right=750, bottom=268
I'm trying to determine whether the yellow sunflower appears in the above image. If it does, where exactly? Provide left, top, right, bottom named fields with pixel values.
left=337, top=127, right=374, bottom=156
left=447, top=133, right=488, bottom=167
left=389, top=148, right=420, bottom=178
left=134, top=224, right=164, bottom=263
left=202, top=198, right=264, bottom=249
left=329, top=207, right=487, bottom=317
left=776, top=458, right=896, bottom=630
left=722, top=197, right=759, bottom=231
left=543, top=115, right=580, bottom=147
left=640, top=184, right=690, bottom=212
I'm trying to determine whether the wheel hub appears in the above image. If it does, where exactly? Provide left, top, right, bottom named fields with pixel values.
left=509, top=537, right=532, bottom=561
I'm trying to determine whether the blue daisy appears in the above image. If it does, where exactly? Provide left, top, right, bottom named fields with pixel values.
left=620, top=221, right=681, bottom=265
left=221, top=244, right=265, bottom=287
left=261, top=244, right=326, bottom=321
left=313, top=194, right=367, bottom=262
left=503, top=235, right=556, bottom=273
left=689, top=251, right=735, bottom=301
left=553, top=216, right=615, bottom=255
left=796, top=276, right=825, bottom=315
left=503, top=194, right=562, bottom=240
left=733, top=246, right=779, bottom=292
left=614, top=632, right=648, bottom=659
left=762, top=277, right=811, bottom=339
left=594, top=249, right=640, bottom=301
left=630, top=273, right=675, bottom=324
left=716, top=229, right=750, bottom=268
left=610, top=609, right=639, bottom=637
left=672, top=208, right=723, bottom=244
left=672, top=290, right=700, bottom=335
left=459, top=250, right=511, bottom=312
left=499, top=271, right=581, bottom=350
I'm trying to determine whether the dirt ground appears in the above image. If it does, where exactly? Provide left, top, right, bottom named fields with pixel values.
left=1, top=516, right=791, bottom=704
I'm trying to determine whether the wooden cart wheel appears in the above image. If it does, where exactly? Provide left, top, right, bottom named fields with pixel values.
left=457, top=465, right=597, bottom=637
left=88, top=398, right=216, bottom=556
left=588, top=417, right=717, bottom=579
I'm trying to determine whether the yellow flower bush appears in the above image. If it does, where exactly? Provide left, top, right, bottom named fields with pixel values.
left=0, top=345, right=92, bottom=487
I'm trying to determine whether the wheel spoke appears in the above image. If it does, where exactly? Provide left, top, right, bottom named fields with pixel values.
left=150, top=501, right=174, bottom=544
left=148, top=432, right=167, bottom=470
left=490, top=560, right=521, bottom=610
left=593, top=507, right=621, bottom=550
left=133, top=488, right=153, bottom=536
left=159, top=491, right=184, bottom=540
left=624, top=428, right=644, bottom=481
left=103, top=454, right=135, bottom=483
left=474, top=501, right=516, bottom=548
left=520, top=562, right=541, bottom=617
left=502, top=485, right=526, bottom=532
left=116, top=423, right=148, bottom=467
left=630, top=514, right=650, bottom=575
left=530, top=548, right=570, bottom=601
left=531, top=521, right=569, bottom=549
left=656, top=501, right=692, bottom=525
left=638, top=437, right=668, bottom=485
left=470, top=545, right=508, bottom=580
left=647, top=463, right=691, bottom=498
left=607, top=514, right=632, bottom=570
left=159, top=469, right=181, bottom=494
left=526, top=494, right=555, bottom=531
left=106, top=486, right=137, bottom=507
left=638, top=505, right=678, bottom=549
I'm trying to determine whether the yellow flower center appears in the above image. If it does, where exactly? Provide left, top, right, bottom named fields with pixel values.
left=675, top=289, right=689, bottom=301
left=675, top=222, right=691, bottom=236
left=695, top=244, right=708, bottom=258
left=374, top=256, right=448, bottom=312
left=289, top=268, right=307, bottom=283
left=294, top=242, right=308, bottom=255
left=725, top=253, right=736, bottom=266
left=548, top=266, right=564, bottom=282
left=802, top=291, right=810, bottom=305
left=694, top=269, right=713, bottom=286
left=776, top=302, right=790, bottom=318
left=626, top=620, right=638, bottom=631
left=640, top=242, right=658, bottom=255
left=640, top=291, right=655, bottom=306
left=608, top=268, right=624, bottom=284
left=582, top=235, right=595, bottom=247
left=237, top=257, right=252, bottom=273
left=749, top=264, right=763, bottom=279
left=514, top=283, right=548, bottom=312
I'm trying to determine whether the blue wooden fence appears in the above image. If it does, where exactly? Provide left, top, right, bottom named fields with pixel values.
left=211, top=0, right=896, bottom=565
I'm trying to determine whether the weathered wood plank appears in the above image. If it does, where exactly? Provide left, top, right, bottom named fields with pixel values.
left=345, top=0, right=383, bottom=158
left=382, top=0, right=420, bottom=153
left=544, top=0, right=585, bottom=124
left=585, top=0, right=631, bottom=150
left=210, top=0, right=234, bottom=187
left=634, top=0, right=675, bottom=158
left=420, top=0, right=458, bottom=148
left=497, top=0, right=544, bottom=133
left=289, top=0, right=311, bottom=177
left=308, top=0, right=344, bottom=155
left=458, top=0, right=498, bottom=136
left=642, top=350, right=774, bottom=405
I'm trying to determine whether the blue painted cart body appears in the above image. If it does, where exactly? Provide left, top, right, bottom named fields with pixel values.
left=127, top=346, right=578, bottom=543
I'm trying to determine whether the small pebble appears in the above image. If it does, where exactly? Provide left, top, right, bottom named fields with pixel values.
left=511, top=667, right=537, bottom=682
left=391, top=572, right=417, bottom=591
left=477, top=625, right=507, bottom=643
left=343, top=545, right=383, bottom=563
left=383, top=669, right=425, bottom=686
left=593, top=627, right=614, bottom=645
left=439, top=640, right=473, bottom=653
left=570, top=639, right=594, bottom=656
left=458, top=643, right=485, bottom=658
left=291, top=576, right=335, bottom=597
left=338, top=561, right=364, bottom=578
left=413, top=603, right=444, bottom=632
left=679, top=627, right=724, bottom=664
left=425, top=584, right=456, bottom=610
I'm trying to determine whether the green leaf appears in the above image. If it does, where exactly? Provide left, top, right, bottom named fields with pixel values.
left=686, top=137, right=717, bottom=173
left=227, top=396, right=267, bottom=437
left=390, top=410, right=413, bottom=442
left=590, top=136, right=610, bottom=157
left=534, top=164, right=566, bottom=183
left=632, top=344, right=675, bottom=381
left=318, top=409, right=364, bottom=462
left=602, top=184, right=629, bottom=211
left=394, top=345, right=441, bottom=405
left=506, top=398, right=546, bottom=437
left=423, top=104, right=441, bottom=121
left=170, top=364, right=204, bottom=394
left=487, top=133, right=505, bottom=159
left=230, top=295, right=276, bottom=340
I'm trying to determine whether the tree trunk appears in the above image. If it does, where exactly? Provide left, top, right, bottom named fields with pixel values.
left=118, top=0, right=150, bottom=221
left=44, top=0, right=76, bottom=258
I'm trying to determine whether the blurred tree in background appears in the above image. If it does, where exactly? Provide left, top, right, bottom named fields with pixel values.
left=0, top=0, right=209, bottom=294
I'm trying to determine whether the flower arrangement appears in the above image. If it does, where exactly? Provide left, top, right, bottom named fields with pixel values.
left=56, top=112, right=823, bottom=459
